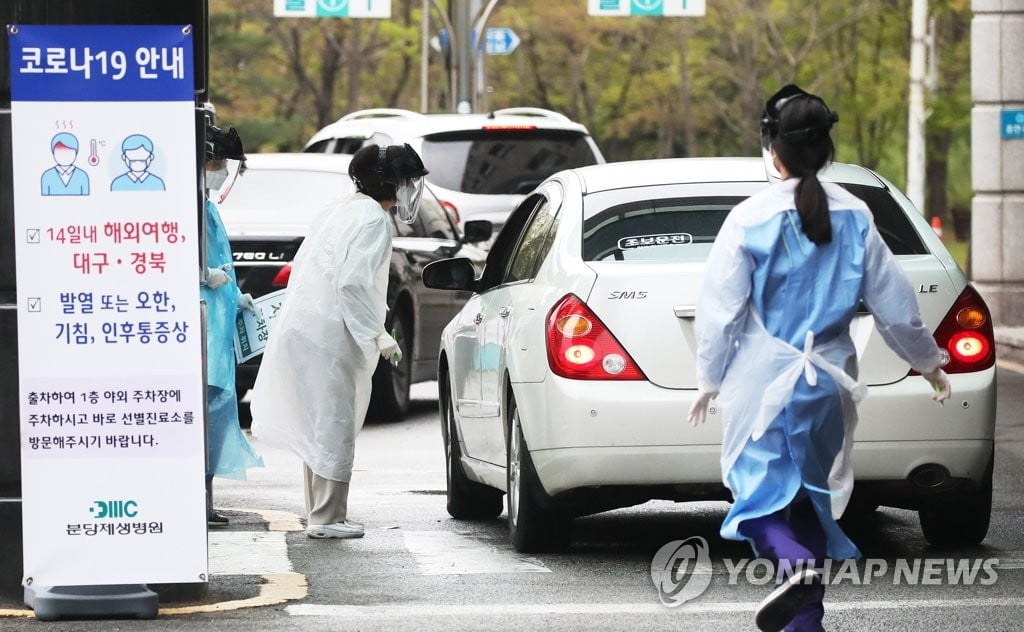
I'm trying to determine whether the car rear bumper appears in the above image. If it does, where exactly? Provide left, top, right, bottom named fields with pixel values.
left=528, top=440, right=993, bottom=501
left=513, top=368, right=995, bottom=497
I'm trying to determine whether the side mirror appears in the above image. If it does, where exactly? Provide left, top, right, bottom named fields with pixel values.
left=461, top=220, right=493, bottom=244
left=423, top=257, right=477, bottom=292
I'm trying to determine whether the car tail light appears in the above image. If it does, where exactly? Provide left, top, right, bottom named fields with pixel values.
left=271, top=262, right=292, bottom=287
left=440, top=200, right=460, bottom=224
left=917, top=285, right=995, bottom=374
left=546, top=294, right=646, bottom=380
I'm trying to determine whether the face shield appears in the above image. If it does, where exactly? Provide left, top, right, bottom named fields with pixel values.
left=394, top=177, right=426, bottom=224
left=205, top=124, right=247, bottom=204
left=206, top=158, right=244, bottom=204
left=379, top=143, right=429, bottom=224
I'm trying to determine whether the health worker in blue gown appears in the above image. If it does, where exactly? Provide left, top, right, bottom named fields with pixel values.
left=689, top=85, right=952, bottom=632
left=201, top=123, right=263, bottom=527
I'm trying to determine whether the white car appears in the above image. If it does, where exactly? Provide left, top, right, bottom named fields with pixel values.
left=423, top=157, right=996, bottom=553
left=303, top=107, right=605, bottom=240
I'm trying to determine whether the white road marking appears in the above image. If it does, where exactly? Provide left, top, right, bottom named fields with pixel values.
left=208, top=531, right=294, bottom=576
left=997, top=359, right=1024, bottom=375
left=682, top=555, right=1024, bottom=575
left=287, top=597, right=1024, bottom=618
left=403, top=531, right=550, bottom=575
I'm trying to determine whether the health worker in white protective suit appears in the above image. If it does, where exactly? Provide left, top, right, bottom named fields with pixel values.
left=250, top=143, right=428, bottom=539
left=689, top=85, right=951, bottom=632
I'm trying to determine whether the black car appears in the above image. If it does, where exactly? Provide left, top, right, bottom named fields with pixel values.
left=217, top=153, right=490, bottom=421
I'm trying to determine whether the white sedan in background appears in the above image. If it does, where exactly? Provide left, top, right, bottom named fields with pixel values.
left=423, top=158, right=996, bottom=553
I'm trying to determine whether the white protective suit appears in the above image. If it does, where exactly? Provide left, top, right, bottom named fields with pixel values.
left=250, top=192, right=392, bottom=482
left=695, top=178, right=943, bottom=560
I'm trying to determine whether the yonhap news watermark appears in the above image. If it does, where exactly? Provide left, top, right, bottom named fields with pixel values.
left=651, top=536, right=1001, bottom=607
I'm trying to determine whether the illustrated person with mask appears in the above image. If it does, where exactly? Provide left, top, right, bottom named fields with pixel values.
left=250, top=143, right=428, bottom=539
left=111, top=134, right=166, bottom=191
left=202, top=122, right=263, bottom=526
left=689, top=85, right=951, bottom=632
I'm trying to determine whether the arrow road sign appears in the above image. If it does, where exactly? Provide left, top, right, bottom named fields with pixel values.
left=485, top=27, right=520, bottom=56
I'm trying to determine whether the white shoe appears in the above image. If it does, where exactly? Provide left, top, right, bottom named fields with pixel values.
left=754, top=568, right=822, bottom=632
left=306, top=521, right=365, bottom=539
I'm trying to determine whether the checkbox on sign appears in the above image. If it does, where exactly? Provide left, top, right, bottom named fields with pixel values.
left=27, top=297, right=41, bottom=312
left=26, top=229, right=41, bottom=244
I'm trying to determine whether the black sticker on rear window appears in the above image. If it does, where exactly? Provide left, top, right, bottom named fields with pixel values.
left=618, top=233, right=694, bottom=250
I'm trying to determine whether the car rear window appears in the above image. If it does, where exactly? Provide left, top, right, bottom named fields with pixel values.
left=582, top=182, right=928, bottom=262
left=421, top=130, right=599, bottom=195
left=218, top=169, right=352, bottom=226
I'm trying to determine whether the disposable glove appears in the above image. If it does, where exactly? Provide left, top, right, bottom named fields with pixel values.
left=687, top=389, right=718, bottom=427
left=206, top=267, right=231, bottom=289
left=237, top=293, right=256, bottom=313
left=375, top=331, right=402, bottom=365
left=921, top=367, right=951, bottom=404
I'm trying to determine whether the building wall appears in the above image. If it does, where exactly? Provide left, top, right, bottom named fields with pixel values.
left=972, top=0, right=1024, bottom=326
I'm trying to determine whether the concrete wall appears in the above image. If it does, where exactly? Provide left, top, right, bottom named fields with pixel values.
left=972, top=0, right=1024, bottom=326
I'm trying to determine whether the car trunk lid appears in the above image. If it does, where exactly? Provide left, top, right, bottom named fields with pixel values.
left=584, top=256, right=953, bottom=389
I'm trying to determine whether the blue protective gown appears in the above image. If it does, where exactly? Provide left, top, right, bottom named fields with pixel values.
left=695, top=178, right=942, bottom=561
left=201, top=200, right=263, bottom=479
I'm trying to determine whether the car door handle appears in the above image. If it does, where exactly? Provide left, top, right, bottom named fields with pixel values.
left=499, top=306, right=511, bottom=318
left=674, top=305, right=696, bottom=319
left=474, top=313, right=483, bottom=325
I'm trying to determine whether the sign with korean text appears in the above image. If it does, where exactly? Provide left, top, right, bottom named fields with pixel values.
left=234, top=289, right=286, bottom=363
left=7, top=24, right=206, bottom=586
left=1002, top=109, right=1024, bottom=140
left=273, top=0, right=391, bottom=18
left=588, top=0, right=706, bottom=16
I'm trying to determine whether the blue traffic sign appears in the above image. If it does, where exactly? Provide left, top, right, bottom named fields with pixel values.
left=1002, top=109, right=1024, bottom=140
left=485, top=27, right=520, bottom=56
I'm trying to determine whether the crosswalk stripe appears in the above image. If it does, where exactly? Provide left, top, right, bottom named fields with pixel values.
left=403, top=531, right=550, bottom=575
left=209, top=531, right=293, bottom=576
left=287, top=597, right=1024, bottom=617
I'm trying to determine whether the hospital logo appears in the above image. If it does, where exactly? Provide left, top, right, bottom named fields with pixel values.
left=650, top=536, right=713, bottom=607
left=88, top=499, right=139, bottom=519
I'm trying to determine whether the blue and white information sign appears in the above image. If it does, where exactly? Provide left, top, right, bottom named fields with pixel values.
left=588, top=0, right=706, bottom=16
left=1002, top=109, right=1024, bottom=140
left=273, top=0, right=391, bottom=18
left=8, top=24, right=207, bottom=586
left=485, top=28, right=521, bottom=56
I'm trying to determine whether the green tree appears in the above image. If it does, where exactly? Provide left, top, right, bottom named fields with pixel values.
left=207, top=0, right=973, bottom=222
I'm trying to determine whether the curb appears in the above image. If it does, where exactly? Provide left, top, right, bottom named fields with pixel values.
left=0, top=507, right=307, bottom=619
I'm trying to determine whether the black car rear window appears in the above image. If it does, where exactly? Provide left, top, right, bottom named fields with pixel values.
left=421, top=130, right=599, bottom=195
left=841, top=183, right=926, bottom=255
left=582, top=182, right=928, bottom=262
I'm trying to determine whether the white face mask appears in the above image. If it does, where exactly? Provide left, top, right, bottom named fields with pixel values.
left=206, top=166, right=229, bottom=191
